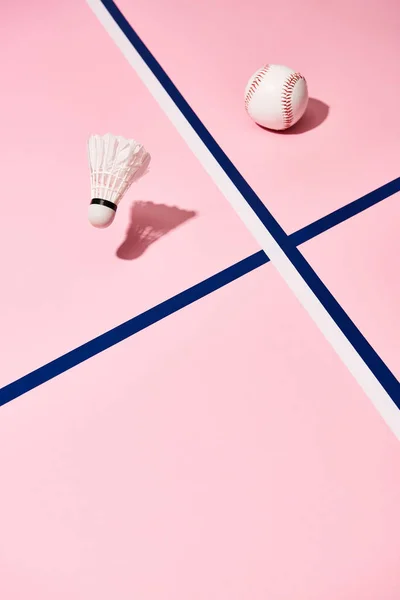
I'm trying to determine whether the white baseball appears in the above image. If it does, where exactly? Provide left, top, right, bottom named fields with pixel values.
left=244, top=64, right=308, bottom=130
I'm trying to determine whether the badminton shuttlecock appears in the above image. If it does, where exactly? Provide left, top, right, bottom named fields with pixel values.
left=87, top=133, right=151, bottom=228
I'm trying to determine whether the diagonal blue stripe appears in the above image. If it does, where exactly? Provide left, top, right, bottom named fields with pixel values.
left=0, top=252, right=267, bottom=407
left=291, top=177, right=400, bottom=246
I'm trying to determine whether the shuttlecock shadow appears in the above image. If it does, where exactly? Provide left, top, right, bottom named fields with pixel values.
left=116, top=201, right=197, bottom=260
left=257, top=98, right=329, bottom=135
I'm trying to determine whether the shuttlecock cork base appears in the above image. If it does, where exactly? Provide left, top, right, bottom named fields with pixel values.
left=88, top=133, right=151, bottom=229
left=88, top=198, right=118, bottom=229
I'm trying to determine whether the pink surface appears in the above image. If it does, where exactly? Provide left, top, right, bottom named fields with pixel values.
left=1, top=265, right=400, bottom=600
left=117, top=0, right=400, bottom=233
left=0, top=0, right=258, bottom=387
left=1, top=1, right=400, bottom=597
left=302, top=191, right=400, bottom=379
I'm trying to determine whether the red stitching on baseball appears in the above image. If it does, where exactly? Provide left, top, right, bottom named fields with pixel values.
left=245, top=65, right=270, bottom=111
left=281, top=72, right=305, bottom=127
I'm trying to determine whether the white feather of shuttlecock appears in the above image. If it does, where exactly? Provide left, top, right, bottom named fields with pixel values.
left=88, top=133, right=151, bottom=205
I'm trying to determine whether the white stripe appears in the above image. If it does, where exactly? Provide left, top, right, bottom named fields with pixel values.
left=86, top=0, right=400, bottom=440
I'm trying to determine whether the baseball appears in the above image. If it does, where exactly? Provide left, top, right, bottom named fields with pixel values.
left=244, top=64, right=308, bottom=130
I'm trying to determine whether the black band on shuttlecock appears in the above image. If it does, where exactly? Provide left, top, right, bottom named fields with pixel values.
left=90, top=198, right=118, bottom=212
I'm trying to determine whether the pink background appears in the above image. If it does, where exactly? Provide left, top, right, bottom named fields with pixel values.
left=302, top=192, right=400, bottom=380
left=1, top=264, right=400, bottom=599
left=0, top=0, right=399, bottom=598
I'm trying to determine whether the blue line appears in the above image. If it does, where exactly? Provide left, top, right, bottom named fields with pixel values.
left=0, top=253, right=267, bottom=407
left=0, top=175, right=398, bottom=406
left=291, top=177, right=400, bottom=246
left=97, top=0, right=400, bottom=403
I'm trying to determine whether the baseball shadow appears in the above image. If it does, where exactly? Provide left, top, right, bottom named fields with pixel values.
left=116, top=200, right=197, bottom=260
left=257, top=98, right=329, bottom=135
